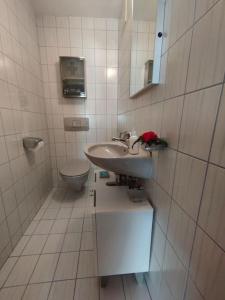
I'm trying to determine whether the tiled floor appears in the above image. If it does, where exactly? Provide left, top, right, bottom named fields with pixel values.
left=0, top=182, right=152, bottom=300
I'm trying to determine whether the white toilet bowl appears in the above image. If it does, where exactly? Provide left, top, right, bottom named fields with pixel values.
left=60, top=159, right=90, bottom=191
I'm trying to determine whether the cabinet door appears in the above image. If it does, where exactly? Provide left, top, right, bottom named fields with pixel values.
left=96, top=210, right=153, bottom=276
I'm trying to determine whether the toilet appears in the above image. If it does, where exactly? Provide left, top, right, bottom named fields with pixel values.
left=60, top=159, right=90, bottom=191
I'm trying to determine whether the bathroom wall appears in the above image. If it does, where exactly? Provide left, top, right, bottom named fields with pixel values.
left=118, top=0, right=225, bottom=299
left=36, top=16, right=119, bottom=186
left=0, top=0, right=52, bottom=268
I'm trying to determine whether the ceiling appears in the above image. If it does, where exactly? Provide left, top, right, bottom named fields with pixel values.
left=30, top=0, right=123, bottom=18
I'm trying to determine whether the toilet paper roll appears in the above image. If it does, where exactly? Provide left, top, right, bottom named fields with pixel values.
left=29, top=140, right=44, bottom=152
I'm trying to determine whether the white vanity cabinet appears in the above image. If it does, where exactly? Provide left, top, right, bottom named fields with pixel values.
left=93, top=172, right=153, bottom=277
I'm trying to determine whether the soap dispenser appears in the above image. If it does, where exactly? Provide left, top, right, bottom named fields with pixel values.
left=129, top=129, right=139, bottom=155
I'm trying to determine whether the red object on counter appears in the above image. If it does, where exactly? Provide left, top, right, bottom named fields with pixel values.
left=141, top=131, right=158, bottom=143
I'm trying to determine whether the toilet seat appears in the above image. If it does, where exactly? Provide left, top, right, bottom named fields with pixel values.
left=60, top=159, right=90, bottom=177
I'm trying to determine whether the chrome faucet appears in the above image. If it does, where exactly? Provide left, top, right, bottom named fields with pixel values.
left=112, top=131, right=131, bottom=147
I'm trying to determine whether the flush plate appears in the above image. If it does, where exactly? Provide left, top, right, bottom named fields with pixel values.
left=64, top=117, right=89, bottom=131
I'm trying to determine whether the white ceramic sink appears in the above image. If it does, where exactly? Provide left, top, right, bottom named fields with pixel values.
left=84, top=142, right=152, bottom=179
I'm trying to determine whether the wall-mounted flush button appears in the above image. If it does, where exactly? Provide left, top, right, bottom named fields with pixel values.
left=72, top=120, right=81, bottom=127
left=64, top=117, right=89, bottom=131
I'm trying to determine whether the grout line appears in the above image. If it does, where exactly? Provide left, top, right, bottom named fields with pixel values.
left=0, top=276, right=102, bottom=290
left=72, top=213, right=85, bottom=300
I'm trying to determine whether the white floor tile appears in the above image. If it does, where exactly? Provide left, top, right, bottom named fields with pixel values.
left=67, top=219, right=83, bottom=233
left=51, top=219, right=68, bottom=234
left=77, top=251, right=97, bottom=278
left=0, top=286, right=26, bottom=300
left=83, top=218, right=95, bottom=232
left=48, top=280, right=75, bottom=300
left=5, top=255, right=39, bottom=287
left=34, top=220, right=54, bottom=235
left=81, top=232, right=95, bottom=250
left=85, top=207, right=95, bottom=218
left=30, top=254, right=59, bottom=284
left=23, top=283, right=51, bottom=300
left=48, top=202, right=62, bottom=209
left=57, top=207, right=73, bottom=219
left=71, top=208, right=85, bottom=219
left=22, top=235, right=48, bottom=255
left=62, top=233, right=81, bottom=252
left=54, top=252, right=79, bottom=280
left=0, top=257, right=18, bottom=288
left=42, top=208, right=59, bottom=220
left=74, top=278, right=99, bottom=300
left=42, top=234, right=64, bottom=254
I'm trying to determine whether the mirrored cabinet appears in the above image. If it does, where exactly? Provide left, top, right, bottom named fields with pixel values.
left=130, top=0, right=165, bottom=97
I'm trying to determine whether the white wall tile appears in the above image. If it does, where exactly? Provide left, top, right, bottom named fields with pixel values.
left=167, top=201, right=196, bottom=267
left=95, top=30, right=106, bottom=49
left=82, top=17, right=94, bottom=30
left=173, top=153, right=207, bottom=220
left=161, top=97, right=183, bottom=149
left=184, top=278, right=204, bottom=300
left=163, top=242, right=188, bottom=300
left=179, top=86, right=221, bottom=160
left=199, top=164, right=225, bottom=250
left=156, top=149, right=176, bottom=196
left=70, top=29, right=82, bottom=48
left=151, top=182, right=171, bottom=234
left=190, top=227, right=225, bottom=300
left=187, top=0, right=225, bottom=91
left=94, top=18, right=106, bottom=30
left=210, top=88, right=225, bottom=167
left=107, top=31, right=118, bottom=50
left=57, top=28, right=70, bottom=47
left=56, top=16, right=69, bottom=28
left=69, top=17, right=81, bottom=29
left=0, top=137, right=8, bottom=165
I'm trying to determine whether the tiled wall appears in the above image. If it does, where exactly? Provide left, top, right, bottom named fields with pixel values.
left=118, top=0, right=225, bottom=299
left=36, top=16, right=119, bottom=186
left=0, top=0, right=52, bottom=268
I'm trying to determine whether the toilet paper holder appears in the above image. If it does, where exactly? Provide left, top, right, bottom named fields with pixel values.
left=23, top=137, right=44, bottom=151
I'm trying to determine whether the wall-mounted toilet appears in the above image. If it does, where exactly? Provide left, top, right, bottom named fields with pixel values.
left=60, top=159, right=90, bottom=191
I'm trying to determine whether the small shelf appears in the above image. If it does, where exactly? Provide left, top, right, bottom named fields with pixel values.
left=144, top=144, right=167, bottom=152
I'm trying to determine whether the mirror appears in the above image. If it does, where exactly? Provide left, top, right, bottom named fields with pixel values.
left=130, top=0, right=164, bottom=97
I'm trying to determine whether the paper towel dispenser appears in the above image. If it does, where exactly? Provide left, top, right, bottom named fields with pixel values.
left=60, top=56, right=86, bottom=98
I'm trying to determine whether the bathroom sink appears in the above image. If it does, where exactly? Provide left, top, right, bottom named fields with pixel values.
left=84, top=142, right=152, bottom=179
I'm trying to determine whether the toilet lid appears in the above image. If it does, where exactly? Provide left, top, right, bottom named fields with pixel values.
left=60, top=159, right=90, bottom=177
